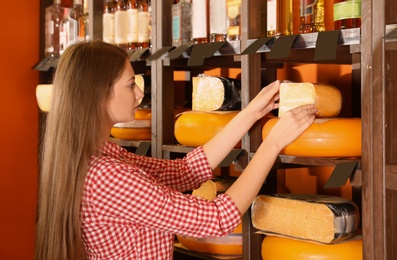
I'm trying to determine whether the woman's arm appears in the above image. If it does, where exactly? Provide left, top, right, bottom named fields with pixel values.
left=203, top=80, right=281, bottom=169
left=225, top=104, right=316, bottom=215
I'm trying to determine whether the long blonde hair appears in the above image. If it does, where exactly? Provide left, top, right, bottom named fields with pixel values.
left=35, top=41, right=129, bottom=260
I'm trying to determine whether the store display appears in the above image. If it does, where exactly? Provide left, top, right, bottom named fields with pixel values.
left=192, top=0, right=209, bottom=43
left=172, top=0, right=192, bottom=47
left=209, top=0, right=227, bottom=42
left=278, top=82, right=342, bottom=118
left=252, top=194, right=360, bottom=244
left=262, top=118, right=362, bottom=157
left=174, top=111, right=239, bottom=147
left=267, top=0, right=293, bottom=37
left=261, top=235, right=362, bottom=260
left=333, top=0, right=361, bottom=29
left=192, top=75, right=241, bottom=111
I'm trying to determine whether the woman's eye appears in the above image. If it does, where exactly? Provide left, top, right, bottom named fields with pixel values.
left=130, top=83, right=137, bottom=89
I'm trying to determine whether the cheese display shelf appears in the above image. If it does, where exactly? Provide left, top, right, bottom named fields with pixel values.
left=37, top=0, right=396, bottom=259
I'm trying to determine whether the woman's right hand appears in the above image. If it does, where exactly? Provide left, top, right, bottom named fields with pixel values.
left=263, top=104, right=317, bottom=152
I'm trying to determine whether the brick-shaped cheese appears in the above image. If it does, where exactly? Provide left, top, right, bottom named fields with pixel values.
left=192, top=75, right=241, bottom=111
left=251, top=194, right=360, bottom=244
left=278, top=82, right=342, bottom=118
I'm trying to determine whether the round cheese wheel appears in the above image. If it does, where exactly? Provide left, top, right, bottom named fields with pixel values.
left=174, top=111, right=240, bottom=147
left=261, top=236, right=362, bottom=260
left=134, top=109, right=151, bottom=120
left=111, top=120, right=151, bottom=140
left=177, top=223, right=243, bottom=256
left=262, top=118, right=361, bottom=157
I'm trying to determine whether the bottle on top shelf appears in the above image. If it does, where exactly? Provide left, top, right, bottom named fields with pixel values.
left=45, top=0, right=64, bottom=58
left=68, top=0, right=85, bottom=44
left=115, top=0, right=129, bottom=50
left=78, top=0, right=90, bottom=41
left=226, top=0, right=241, bottom=41
left=267, top=0, right=293, bottom=37
left=126, top=0, right=139, bottom=50
left=333, top=0, right=361, bottom=30
left=299, top=0, right=326, bottom=34
left=209, top=0, right=227, bottom=42
left=137, top=0, right=151, bottom=48
left=103, top=0, right=117, bottom=44
left=192, top=0, right=209, bottom=44
left=172, top=0, right=192, bottom=47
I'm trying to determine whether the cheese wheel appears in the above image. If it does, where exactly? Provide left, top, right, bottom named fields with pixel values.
left=192, top=178, right=234, bottom=201
left=251, top=194, right=360, bottom=244
left=261, top=236, right=362, bottom=260
left=176, top=223, right=243, bottom=256
left=134, top=109, right=152, bottom=120
left=192, top=75, right=241, bottom=111
left=111, top=120, right=151, bottom=140
left=262, top=118, right=361, bottom=158
left=174, top=111, right=240, bottom=147
left=278, top=82, right=342, bottom=118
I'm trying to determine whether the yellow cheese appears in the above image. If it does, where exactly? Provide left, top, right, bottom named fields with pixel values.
left=192, top=75, right=241, bottom=111
left=261, top=236, right=362, bottom=260
left=192, top=179, right=233, bottom=201
left=262, top=118, right=362, bottom=158
left=174, top=111, right=240, bottom=147
left=36, top=84, right=53, bottom=112
left=110, top=120, right=151, bottom=140
left=251, top=194, right=360, bottom=244
left=135, top=74, right=151, bottom=109
left=278, top=82, right=342, bottom=118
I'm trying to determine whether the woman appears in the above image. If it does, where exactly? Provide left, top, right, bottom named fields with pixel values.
left=35, top=40, right=316, bottom=259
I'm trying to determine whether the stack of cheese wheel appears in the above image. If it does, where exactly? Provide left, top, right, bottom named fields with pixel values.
left=251, top=194, right=362, bottom=259
left=174, top=75, right=241, bottom=147
left=177, top=179, right=243, bottom=256
left=110, top=109, right=152, bottom=140
left=262, top=82, right=362, bottom=158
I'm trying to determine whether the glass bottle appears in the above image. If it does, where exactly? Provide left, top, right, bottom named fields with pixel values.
left=333, top=0, right=361, bottom=29
left=267, top=0, right=293, bottom=37
left=115, top=0, right=129, bottom=50
left=314, top=0, right=325, bottom=32
left=209, top=0, right=227, bottom=42
left=127, top=0, right=139, bottom=50
left=226, top=0, right=241, bottom=41
left=78, top=0, right=90, bottom=41
left=299, top=0, right=315, bottom=33
left=137, top=0, right=151, bottom=48
left=103, top=0, right=117, bottom=44
left=69, top=0, right=84, bottom=44
left=172, top=0, right=192, bottom=47
left=45, top=0, right=64, bottom=58
left=192, top=0, right=209, bottom=44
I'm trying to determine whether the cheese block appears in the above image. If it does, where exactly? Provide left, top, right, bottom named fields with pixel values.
left=251, top=194, right=360, bottom=244
left=262, top=118, right=361, bottom=158
left=192, top=75, right=241, bottom=111
left=278, top=82, right=342, bottom=118
left=110, top=120, right=151, bottom=140
left=192, top=178, right=234, bottom=201
left=261, top=235, right=362, bottom=260
left=36, top=84, right=53, bottom=112
left=176, top=225, right=243, bottom=256
left=174, top=111, right=240, bottom=147
left=135, top=74, right=151, bottom=109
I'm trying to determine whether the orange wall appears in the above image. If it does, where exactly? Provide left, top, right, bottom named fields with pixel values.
left=0, top=0, right=40, bottom=259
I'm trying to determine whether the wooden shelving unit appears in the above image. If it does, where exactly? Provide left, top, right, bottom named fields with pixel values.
left=37, top=0, right=396, bottom=259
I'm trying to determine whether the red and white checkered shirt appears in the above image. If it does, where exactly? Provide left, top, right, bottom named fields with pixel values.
left=81, top=142, right=241, bottom=259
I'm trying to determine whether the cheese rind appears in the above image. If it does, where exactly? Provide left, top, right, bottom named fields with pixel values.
left=262, top=118, right=362, bottom=157
left=192, top=76, right=241, bottom=111
left=261, top=235, right=363, bottom=260
left=174, top=111, right=240, bottom=147
left=278, top=82, right=342, bottom=118
left=251, top=194, right=360, bottom=244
